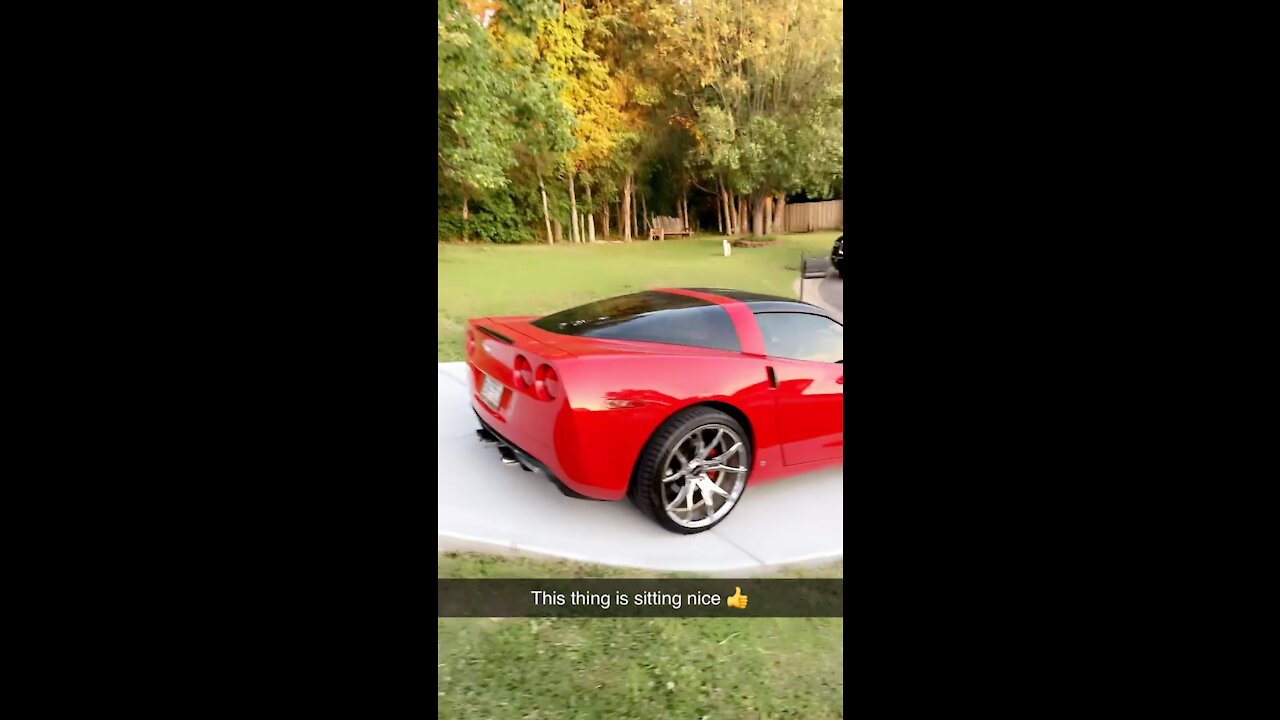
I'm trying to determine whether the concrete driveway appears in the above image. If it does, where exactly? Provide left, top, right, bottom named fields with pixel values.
left=437, top=362, right=843, bottom=575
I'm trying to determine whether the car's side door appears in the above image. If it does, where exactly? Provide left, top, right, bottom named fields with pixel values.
left=754, top=311, right=844, bottom=466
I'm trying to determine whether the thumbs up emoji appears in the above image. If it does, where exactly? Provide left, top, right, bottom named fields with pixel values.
left=726, top=587, right=748, bottom=609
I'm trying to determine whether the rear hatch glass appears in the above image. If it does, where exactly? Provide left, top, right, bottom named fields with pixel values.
left=531, top=291, right=741, bottom=353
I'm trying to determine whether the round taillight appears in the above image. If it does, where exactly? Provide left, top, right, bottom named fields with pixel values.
left=513, top=355, right=533, bottom=390
left=534, top=364, right=559, bottom=401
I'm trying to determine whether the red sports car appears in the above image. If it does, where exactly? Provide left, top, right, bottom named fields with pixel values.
left=467, top=288, right=843, bottom=534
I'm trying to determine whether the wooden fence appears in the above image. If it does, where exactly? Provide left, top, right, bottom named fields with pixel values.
left=784, top=199, right=843, bottom=233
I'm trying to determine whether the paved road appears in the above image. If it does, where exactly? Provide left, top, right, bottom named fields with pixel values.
left=795, top=269, right=843, bottom=320
left=819, top=270, right=843, bottom=315
left=437, top=362, right=843, bottom=574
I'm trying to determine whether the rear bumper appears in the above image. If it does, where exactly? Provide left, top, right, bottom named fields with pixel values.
left=474, top=411, right=607, bottom=501
left=466, top=358, right=632, bottom=502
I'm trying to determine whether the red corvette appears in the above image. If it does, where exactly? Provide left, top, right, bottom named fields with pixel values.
left=466, top=288, right=843, bottom=534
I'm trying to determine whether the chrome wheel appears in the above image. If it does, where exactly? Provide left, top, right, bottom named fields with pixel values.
left=659, top=423, right=749, bottom=529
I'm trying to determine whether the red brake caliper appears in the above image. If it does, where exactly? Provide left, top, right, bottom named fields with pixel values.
left=706, top=447, right=718, bottom=481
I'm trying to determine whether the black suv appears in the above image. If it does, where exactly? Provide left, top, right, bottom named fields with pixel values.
left=831, top=235, right=844, bottom=278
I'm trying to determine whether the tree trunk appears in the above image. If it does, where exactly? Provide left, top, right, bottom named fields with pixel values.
left=764, top=195, right=773, bottom=235
left=585, top=183, right=596, bottom=243
left=723, top=181, right=734, bottom=235
left=539, top=174, right=553, bottom=244
left=640, top=188, right=648, bottom=237
left=603, top=202, right=610, bottom=239
left=461, top=194, right=469, bottom=243
left=738, top=196, right=748, bottom=237
left=632, top=179, right=640, bottom=240
left=622, top=173, right=633, bottom=243
left=772, top=193, right=786, bottom=234
left=752, top=193, right=767, bottom=236
left=553, top=217, right=562, bottom=244
left=568, top=173, right=581, bottom=244
left=721, top=183, right=735, bottom=236
left=715, top=195, right=722, bottom=234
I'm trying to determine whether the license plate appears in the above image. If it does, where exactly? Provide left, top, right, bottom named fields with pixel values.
left=480, top=374, right=504, bottom=410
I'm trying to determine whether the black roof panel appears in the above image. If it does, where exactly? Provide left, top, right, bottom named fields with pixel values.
left=686, top=288, right=796, bottom=303
left=685, top=288, right=837, bottom=320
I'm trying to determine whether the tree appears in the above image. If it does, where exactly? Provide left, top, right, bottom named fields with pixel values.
left=437, top=0, right=843, bottom=244
left=649, top=0, right=844, bottom=235
left=439, top=1, right=522, bottom=240
left=579, top=0, right=666, bottom=242
left=536, top=1, right=626, bottom=242
left=492, top=5, right=576, bottom=244
left=439, top=0, right=579, bottom=244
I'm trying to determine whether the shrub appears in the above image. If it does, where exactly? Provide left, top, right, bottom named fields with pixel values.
left=438, top=190, right=536, bottom=244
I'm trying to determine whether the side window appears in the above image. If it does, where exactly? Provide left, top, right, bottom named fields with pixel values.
left=755, top=313, right=843, bottom=363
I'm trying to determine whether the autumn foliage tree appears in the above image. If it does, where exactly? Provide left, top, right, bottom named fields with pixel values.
left=438, top=0, right=843, bottom=243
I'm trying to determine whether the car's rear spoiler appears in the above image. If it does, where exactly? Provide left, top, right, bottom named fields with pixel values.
left=477, top=325, right=515, bottom=345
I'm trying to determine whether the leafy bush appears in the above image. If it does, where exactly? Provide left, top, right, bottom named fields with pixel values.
left=438, top=189, right=538, bottom=244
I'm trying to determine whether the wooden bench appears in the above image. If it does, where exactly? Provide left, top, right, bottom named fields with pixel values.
left=649, top=216, right=691, bottom=240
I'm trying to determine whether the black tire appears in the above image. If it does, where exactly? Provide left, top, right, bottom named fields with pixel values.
left=628, top=406, right=752, bottom=534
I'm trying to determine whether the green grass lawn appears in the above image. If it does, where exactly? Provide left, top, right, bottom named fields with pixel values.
left=438, top=552, right=844, bottom=719
left=438, top=551, right=843, bottom=579
left=438, top=232, right=840, bottom=361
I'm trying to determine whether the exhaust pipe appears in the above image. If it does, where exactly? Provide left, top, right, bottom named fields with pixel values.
left=478, top=421, right=535, bottom=472
left=497, top=446, right=519, bottom=465
left=497, top=444, right=535, bottom=472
